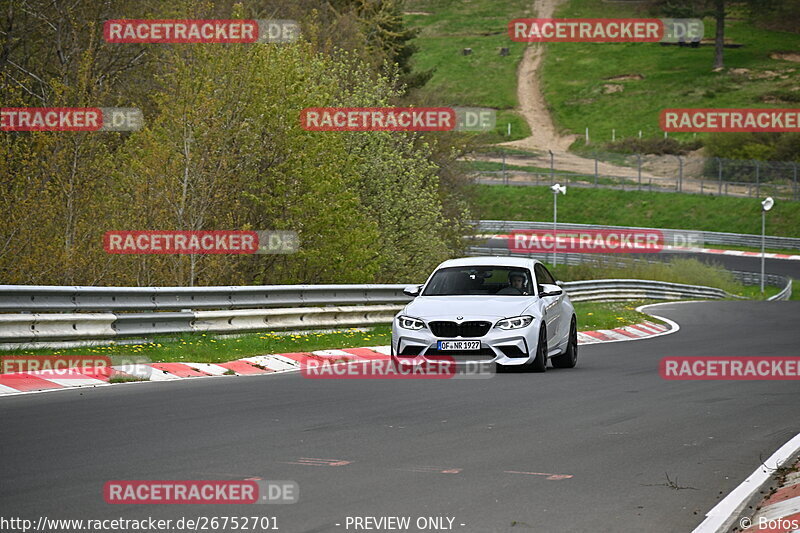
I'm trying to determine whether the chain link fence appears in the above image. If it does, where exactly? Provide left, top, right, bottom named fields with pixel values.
left=470, top=150, right=800, bottom=201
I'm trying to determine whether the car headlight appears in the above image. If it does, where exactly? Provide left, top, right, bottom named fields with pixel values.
left=495, top=316, right=534, bottom=330
left=397, top=316, right=426, bottom=330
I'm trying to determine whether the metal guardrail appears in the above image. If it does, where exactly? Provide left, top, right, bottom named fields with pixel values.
left=0, top=275, right=775, bottom=346
left=0, top=284, right=411, bottom=312
left=0, top=305, right=406, bottom=345
left=768, top=278, right=793, bottom=302
left=474, top=220, right=800, bottom=251
left=467, top=245, right=792, bottom=301
left=563, top=279, right=733, bottom=302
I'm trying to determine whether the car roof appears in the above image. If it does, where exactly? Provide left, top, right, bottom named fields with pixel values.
left=435, top=256, right=540, bottom=269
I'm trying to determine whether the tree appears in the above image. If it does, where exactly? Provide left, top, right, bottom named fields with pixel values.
left=712, top=0, right=725, bottom=70
left=646, top=0, right=728, bottom=70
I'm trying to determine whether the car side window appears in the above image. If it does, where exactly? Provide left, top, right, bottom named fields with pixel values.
left=534, top=264, right=555, bottom=292
left=539, top=264, right=556, bottom=285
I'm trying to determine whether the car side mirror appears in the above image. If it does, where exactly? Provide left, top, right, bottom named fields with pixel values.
left=539, top=283, right=563, bottom=297
left=403, top=284, right=422, bottom=297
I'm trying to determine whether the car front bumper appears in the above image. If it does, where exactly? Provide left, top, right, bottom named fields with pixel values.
left=391, top=319, right=541, bottom=366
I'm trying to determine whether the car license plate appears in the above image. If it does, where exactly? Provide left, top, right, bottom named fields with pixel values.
left=437, top=340, right=481, bottom=351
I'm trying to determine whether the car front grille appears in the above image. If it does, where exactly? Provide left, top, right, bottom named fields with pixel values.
left=428, top=320, right=492, bottom=338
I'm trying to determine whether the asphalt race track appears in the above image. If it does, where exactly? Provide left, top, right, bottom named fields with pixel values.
left=2, top=301, right=798, bottom=533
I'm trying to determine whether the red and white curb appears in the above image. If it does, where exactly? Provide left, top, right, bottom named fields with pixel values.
left=577, top=320, right=670, bottom=344
left=693, top=433, right=800, bottom=533
left=744, top=468, right=800, bottom=532
left=0, top=319, right=675, bottom=397
left=675, top=247, right=800, bottom=261
left=477, top=234, right=800, bottom=261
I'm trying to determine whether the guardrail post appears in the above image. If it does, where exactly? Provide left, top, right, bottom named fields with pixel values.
left=637, top=154, right=642, bottom=190
left=755, top=160, right=760, bottom=197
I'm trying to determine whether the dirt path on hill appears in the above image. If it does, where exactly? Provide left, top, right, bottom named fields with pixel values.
left=480, top=0, right=715, bottom=193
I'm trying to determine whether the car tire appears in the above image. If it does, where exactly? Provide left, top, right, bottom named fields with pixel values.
left=524, top=326, right=547, bottom=373
left=551, top=317, right=578, bottom=369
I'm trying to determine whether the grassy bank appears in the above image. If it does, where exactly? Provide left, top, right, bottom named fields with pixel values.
left=541, top=0, right=800, bottom=145
left=404, top=0, right=532, bottom=141
left=474, top=185, right=800, bottom=237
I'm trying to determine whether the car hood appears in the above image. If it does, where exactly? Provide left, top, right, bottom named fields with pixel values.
left=403, top=296, right=537, bottom=319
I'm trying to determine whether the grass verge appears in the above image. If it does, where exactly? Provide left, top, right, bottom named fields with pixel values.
left=574, top=300, right=664, bottom=331
left=473, top=185, right=800, bottom=237
left=108, top=375, right=149, bottom=384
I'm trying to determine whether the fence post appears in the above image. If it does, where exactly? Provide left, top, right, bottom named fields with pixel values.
left=794, top=162, right=798, bottom=201
left=502, top=151, right=507, bottom=185
left=549, top=150, right=554, bottom=185
left=677, top=155, right=683, bottom=192
left=637, top=154, right=642, bottom=190
left=717, top=157, right=722, bottom=195
left=755, top=160, right=760, bottom=197
left=594, top=153, right=598, bottom=187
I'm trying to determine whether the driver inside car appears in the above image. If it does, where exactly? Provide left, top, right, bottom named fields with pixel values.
left=496, top=271, right=529, bottom=295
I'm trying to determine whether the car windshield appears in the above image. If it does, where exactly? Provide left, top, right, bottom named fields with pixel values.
left=422, top=266, right=533, bottom=296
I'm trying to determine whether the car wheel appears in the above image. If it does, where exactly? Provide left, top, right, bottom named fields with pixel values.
left=524, top=326, right=547, bottom=373
left=551, top=317, right=578, bottom=369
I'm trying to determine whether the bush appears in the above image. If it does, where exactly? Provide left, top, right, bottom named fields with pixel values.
left=702, top=132, right=800, bottom=182
left=604, top=137, right=703, bottom=156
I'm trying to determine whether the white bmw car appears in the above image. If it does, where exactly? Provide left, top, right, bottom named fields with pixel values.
left=391, top=257, right=577, bottom=372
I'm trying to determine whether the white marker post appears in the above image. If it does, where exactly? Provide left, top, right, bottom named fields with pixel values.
left=761, top=197, right=774, bottom=293
left=550, top=183, right=567, bottom=266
